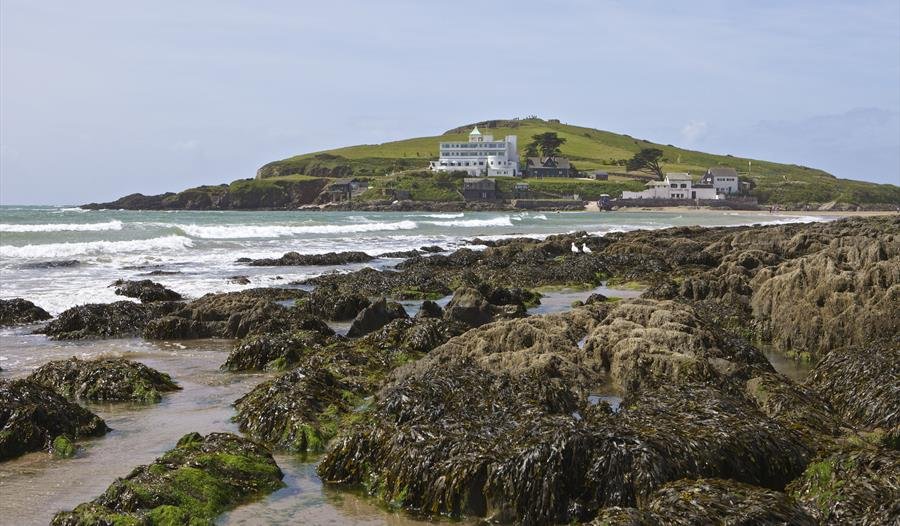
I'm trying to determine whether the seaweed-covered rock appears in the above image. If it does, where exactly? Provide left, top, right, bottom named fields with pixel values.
left=143, top=288, right=307, bottom=339
left=43, top=301, right=152, bottom=339
left=583, top=299, right=772, bottom=393
left=245, top=250, right=373, bottom=266
left=112, top=279, right=182, bottom=302
left=0, top=379, right=108, bottom=461
left=347, top=297, right=408, bottom=337
left=51, top=432, right=284, bottom=525
left=294, top=287, right=371, bottom=321
left=443, top=286, right=527, bottom=328
left=28, top=357, right=181, bottom=402
left=639, top=478, right=816, bottom=526
left=804, top=342, right=900, bottom=429
left=319, top=357, right=810, bottom=524
left=0, top=298, right=52, bottom=325
left=744, top=372, right=843, bottom=446
left=789, top=444, right=900, bottom=525
left=233, top=363, right=354, bottom=452
left=416, top=299, right=444, bottom=319
left=359, top=317, right=466, bottom=355
left=222, top=330, right=329, bottom=372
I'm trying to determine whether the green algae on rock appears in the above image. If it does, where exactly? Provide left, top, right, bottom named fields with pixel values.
left=52, top=435, right=77, bottom=459
left=788, top=443, right=900, bottom=525
left=51, top=432, right=284, bottom=526
left=28, top=357, right=181, bottom=403
left=0, top=379, right=108, bottom=462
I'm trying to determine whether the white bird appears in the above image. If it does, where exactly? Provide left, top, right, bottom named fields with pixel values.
left=582, top=244, right=592, bottom=253
left=571, top=242, right=580, bottom=253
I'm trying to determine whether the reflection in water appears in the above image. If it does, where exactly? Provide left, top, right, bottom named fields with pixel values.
left=527, top=284, right=643, bottom=316
left=764, top=349, right=816, bottom=382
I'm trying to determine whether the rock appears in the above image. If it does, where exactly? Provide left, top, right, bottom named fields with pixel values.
left=379, top=249, right=421, bottom=258
left=0, top=298, right=52, bottom=325
left=420, top=245, right=445, bottom=253
left=294, top=288, right=370, bottom=321
left=804, top=342, right=900, bottom=429
left=789, top=443, right=900, bottom=525
left=583, top=299, right=773, bottom=393
left=638, top=478, right=816, bottom=526
left=359, top=317, right=466, bottom=355
left=112, top=279, right=182, bottom=302
left=233, top=363, right=355, bottom=453
left=20, top=259, right=80, bottom=269
left=42, top=301, right=152, bottom=339
left=347, top=297, right=408, bottom=337
left=0, top=379, right=108, bottom=461
left=583, top=292, right=609, bottom=305
left=244, top=251, right=374, bottom=266
left=143, top=288, right=307, bottom=339
left=51, top=432, right=284, bottom=525
left=443, top=286, right=502, bottom=328
left=28, top=357, right=181, bottom=402
left=228, top=275, right=251, bottom=285
left=415, top=299, right=443, bottom=319
left=319, top=359, right=810, bottom=524
left=222, top=330, right=329, bottom=372
left=52, top=434, right=77, bottom=459
left=744, top=372, right=843, bottom=447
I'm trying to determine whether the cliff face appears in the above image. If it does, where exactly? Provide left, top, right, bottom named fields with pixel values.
left=82, top=178, right=329, bottom=210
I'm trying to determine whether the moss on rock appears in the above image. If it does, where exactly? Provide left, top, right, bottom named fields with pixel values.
left=51, top=432, right=284, bottom=526
left=28, top=357, right=181, bottom=403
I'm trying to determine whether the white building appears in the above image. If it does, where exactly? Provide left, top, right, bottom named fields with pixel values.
left=429, top=126, right=519, bottom=177
left=701, top=167, right=741, bottom=195
left=621, top=173, right=719, bottom=200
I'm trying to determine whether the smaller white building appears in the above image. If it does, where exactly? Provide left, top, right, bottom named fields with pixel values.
left=701, top=167, right=740, bottom=195
left=621, top=173, right=719, bottom=200
left=430, top=126, right=519, bottom=177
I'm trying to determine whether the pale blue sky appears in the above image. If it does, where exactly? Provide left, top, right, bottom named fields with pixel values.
left=2, top=0, right=898, bottom=204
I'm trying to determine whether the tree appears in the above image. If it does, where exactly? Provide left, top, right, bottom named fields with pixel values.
left=523, top=142, right=540, bottom=158
left=528, top=132, right=566, bottom=159
left=626, top=148, right=665, bottom=180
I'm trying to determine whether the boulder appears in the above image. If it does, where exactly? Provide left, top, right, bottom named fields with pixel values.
left=294, top=288, right=370, bottom=321
left=637, top=478, right=816, bottom=525
left=51, top=432, right=284, bottom=525
left=112, top=279, right=182, bottom=302
left=416, top=299, right=444, bottom=319
left=233, top=363, right=354, bottom=453
left=347, top=297, right=408, bottom=337
left=222, top=330, right=329, bottom=372
left=143, top=288, right=307, bottom=339
left=443, top=286, right=501, bottom=328
left=0, top=379, right=108, bottom=461
left=789, top=444, right=900, bottom=525
left=244, top=250, right=374, bottom=266
left=28, top=357, right=180, bottom=402
left=0, top=298, right=52, bottom=325
left=804, top=342, right=900, bottom=429
left=42, top=301, right=152, bottom=339
left=583, top=299, right=773, bottom=394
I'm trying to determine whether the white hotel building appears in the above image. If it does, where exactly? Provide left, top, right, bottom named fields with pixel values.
left=429, top=127, right=519, bottom=177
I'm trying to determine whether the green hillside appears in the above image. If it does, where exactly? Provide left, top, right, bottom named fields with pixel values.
left=256, top=118, right=899, bottom=206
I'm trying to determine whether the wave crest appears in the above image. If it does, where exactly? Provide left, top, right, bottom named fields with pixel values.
left=176, top=220, right=418, bottom=239
left=0, top=220, right=123, bottom=232
left=0, top=235, right=193, bottom=259
left=426, top=216, right=513, bottom=227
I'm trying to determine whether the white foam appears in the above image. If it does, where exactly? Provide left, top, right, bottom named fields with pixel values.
left=175, top=220, right=418, bottom=239
left=426, top=216, right=513, bottom=227
left=0, top=220, right=123, bottom=232
left=0, top=235, right=193, bottom=259
left=411, top=212, right=465, bottom=219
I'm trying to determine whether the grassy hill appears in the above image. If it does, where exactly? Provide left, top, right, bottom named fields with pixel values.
left=257, top=118, right=899, bottom=205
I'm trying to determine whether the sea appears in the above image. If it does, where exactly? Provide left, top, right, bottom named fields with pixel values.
left=0, top=206, right=828, bottom=315
left=0, top=206, right=828, bottom=525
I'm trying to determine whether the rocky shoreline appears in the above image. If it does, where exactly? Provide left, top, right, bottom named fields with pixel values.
left=1, top=216, right=898, bottom=524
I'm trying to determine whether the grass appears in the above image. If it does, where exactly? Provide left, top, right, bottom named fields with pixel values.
left=256, top=117, right=900, bottom=205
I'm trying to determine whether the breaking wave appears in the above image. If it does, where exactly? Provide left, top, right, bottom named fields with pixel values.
left=175, top=220, right=418, bottom=239
left=0, top=235, right=193, bottom=259
left=425, top=216, right=514, bottom=227
left=0, top=220, right=123, bottom=232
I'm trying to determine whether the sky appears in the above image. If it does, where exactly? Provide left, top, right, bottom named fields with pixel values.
left=1, top=0, right=899, bottom=204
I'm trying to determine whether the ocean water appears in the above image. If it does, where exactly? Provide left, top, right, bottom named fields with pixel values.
left=0, top=206, right=826, bottom=314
